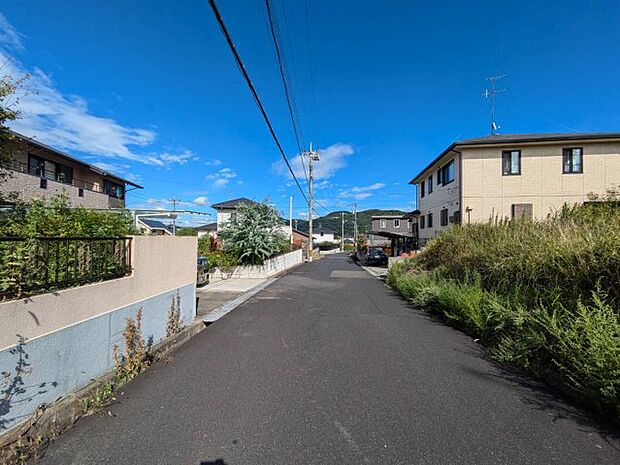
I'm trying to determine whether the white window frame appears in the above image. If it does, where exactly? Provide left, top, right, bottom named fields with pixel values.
left=394, top=219, right=400, bottom=228
left=380, top=219, right=386, bottom=228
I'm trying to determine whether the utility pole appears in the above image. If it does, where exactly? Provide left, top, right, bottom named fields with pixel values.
left=304, top=143, right=320, bottom=262
left=169, top=198, right=179, bottom=236
left=341, top=212, right=345, bottom=251
left=482, top=74, right=507, bottom=136
left=353, top=202, right=358, bottom=245
left=289, top=195, right=293, bottom=245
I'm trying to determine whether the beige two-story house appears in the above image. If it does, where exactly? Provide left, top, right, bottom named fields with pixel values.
left=410, top=133, right=620, bottom=246
left=0, top=132, right=142, bottom=208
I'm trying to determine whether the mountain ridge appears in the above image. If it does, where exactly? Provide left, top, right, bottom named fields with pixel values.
left=293, top=209, right=407, bottom=237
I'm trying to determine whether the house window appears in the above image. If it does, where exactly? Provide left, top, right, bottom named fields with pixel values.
left=563, top=148, right=583, bottom=173
left=427, top=213, right=433, bottom=228
left=439, top=160, right=455, bottom=185
left=407, top=219, right=412, bottom=229
left=28, top=154, right=56, bottom=179
left=427, top=175, right=433, bottom=194
left=78, top=188, right=84, bottom=197
left=394, top=219, right=400, bottom=228
left=420, top=181, right=425, bottom=198
left=39, top=178, right=47, bottom=189
left=420, top=216, right=425, bottom=229
left=440, top=209, right=448, bottom=226
left=104, top=180, right=125, bottom=199
left=380, top=219, right=386, bottom=228
left=55, top=164, right=73, bottom=185
left=512, top=203, right=533, bottom=220
left=502, top=150, right=521, bottom=175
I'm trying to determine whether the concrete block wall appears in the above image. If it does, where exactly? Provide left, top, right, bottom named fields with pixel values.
left=0, top=236, right=198, bottom=434
left=209, top=249, right=303, bottom=280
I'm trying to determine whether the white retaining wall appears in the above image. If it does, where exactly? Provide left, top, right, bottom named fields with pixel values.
left=209, top=249, right=303, bottom=280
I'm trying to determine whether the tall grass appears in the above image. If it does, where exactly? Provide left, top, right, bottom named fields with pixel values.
left=419, top=200, right=620, bottom=308
left=387, top=196, right=620, bottom=416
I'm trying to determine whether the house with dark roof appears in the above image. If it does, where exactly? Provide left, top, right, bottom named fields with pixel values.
left=195, top=222, right=218, bottom=238
left=409, top=132, right=620, bottom=246
left=312, top=225, right=337, bottom=244
left=0, top=131, right=142, bottom=208
left=138, top=218, right=173, bottom=236
left=369, top=211, right=419, bottom=255
left=211, top=197, right=257, bottom=232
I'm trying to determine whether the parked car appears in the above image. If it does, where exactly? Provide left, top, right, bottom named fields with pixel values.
left=366, top=247, right=388, bottom=266
left=197, top=256, right=210, bottom=286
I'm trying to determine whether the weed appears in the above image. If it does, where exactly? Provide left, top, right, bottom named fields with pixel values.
left=166, top=292, right=182, bottom=337
left=113, top=308, right=150, bottom=383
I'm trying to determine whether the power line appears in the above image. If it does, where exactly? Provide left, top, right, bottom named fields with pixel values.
left=206, top=0, right=309, bottom=206
left=303, top=0, right=318, bottom=139
left=264, top=0, right=309, bottom=188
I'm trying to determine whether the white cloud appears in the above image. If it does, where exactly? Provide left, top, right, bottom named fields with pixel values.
left=0, top=13, right=24, bottom=51
left=205, top=159, right=223, bottom=167
left=273, top=143, right=354, bottom=180
left=0, top=16, right=195, bottom=168
left=192, top=196, right=209, bottom=206
left=207, top=167, right=237, bottom=187
left=339, top=182, right=385, bottom=199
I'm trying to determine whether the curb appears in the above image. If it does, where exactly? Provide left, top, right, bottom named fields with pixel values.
left=360, top=265, right=387, bottom=280
left=202, top=277, right=278, bottom=324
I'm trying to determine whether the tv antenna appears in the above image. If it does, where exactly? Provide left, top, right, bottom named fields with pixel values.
left=483, top=74, right=507, bottom=135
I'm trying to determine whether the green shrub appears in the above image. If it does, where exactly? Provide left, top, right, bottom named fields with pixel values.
left=218, top=201, right=288, bottom=265
left=0, top=193, right=137, bottom=237
left=386, top=199, right=620, bottom=415
left=537, top=292, right=620, bottom=415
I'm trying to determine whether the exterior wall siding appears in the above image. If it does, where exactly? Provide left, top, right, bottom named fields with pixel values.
left=461, top=141, right=620, bottom=222
left=371, top=217, right=413, bottom=235
left=0, top=170, right=114, bottom=208
left=416, top=153, right=461, bottom=245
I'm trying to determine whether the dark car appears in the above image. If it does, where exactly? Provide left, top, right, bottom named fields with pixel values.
left=197, top=256, right=210, bottom=286
left=366, top=247, right=388, bottom=266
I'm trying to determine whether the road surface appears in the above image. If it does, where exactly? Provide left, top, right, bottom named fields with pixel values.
left=38, top=254, right=619, bottom=464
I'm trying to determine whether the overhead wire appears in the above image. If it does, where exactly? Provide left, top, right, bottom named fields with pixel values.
left=206, top=0, right=309, bottom=206
left=264, top=0, right=310, bottom=188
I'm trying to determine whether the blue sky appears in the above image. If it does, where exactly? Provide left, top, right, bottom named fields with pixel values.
left=1, top=1, right=619, bottom=224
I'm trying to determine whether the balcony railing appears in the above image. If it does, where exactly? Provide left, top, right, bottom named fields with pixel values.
left=1, top=160, right=124, bottom=199
left=0, top=236, right=132, bottom=300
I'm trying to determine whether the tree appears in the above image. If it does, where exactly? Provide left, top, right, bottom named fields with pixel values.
left=0, top=72, right=28, bottom=192
left=176, top=227, right=197, bottom=236
left=218, top=201, right=288, bottom=265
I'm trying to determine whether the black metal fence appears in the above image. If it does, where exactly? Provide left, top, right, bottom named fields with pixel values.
left=0, top=236, right=132, bottom=300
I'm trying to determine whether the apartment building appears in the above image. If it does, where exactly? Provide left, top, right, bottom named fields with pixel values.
left=410, top=133, right=620, bottom=246
left=0, top=132, right=142, bottom=208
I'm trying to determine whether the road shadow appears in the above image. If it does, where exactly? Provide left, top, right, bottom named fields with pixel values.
left=201, top=460, right=228, bottom=465
left=394, top=295, right=620, bottom=444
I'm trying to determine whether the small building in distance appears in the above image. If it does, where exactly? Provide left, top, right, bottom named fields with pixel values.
left=312, top=226, right=337, bottom=244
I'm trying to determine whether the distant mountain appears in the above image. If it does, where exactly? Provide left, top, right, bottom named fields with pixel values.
left=293, top=209, right=407, bottom=238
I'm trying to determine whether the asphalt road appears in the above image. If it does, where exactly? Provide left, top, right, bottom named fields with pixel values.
left=38, top=254, right=619, bottom=464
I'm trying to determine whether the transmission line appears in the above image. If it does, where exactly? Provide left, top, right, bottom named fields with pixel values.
left=206, top=0, right=309, bottom=206
left=264, top=0, right=309, bottom=188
